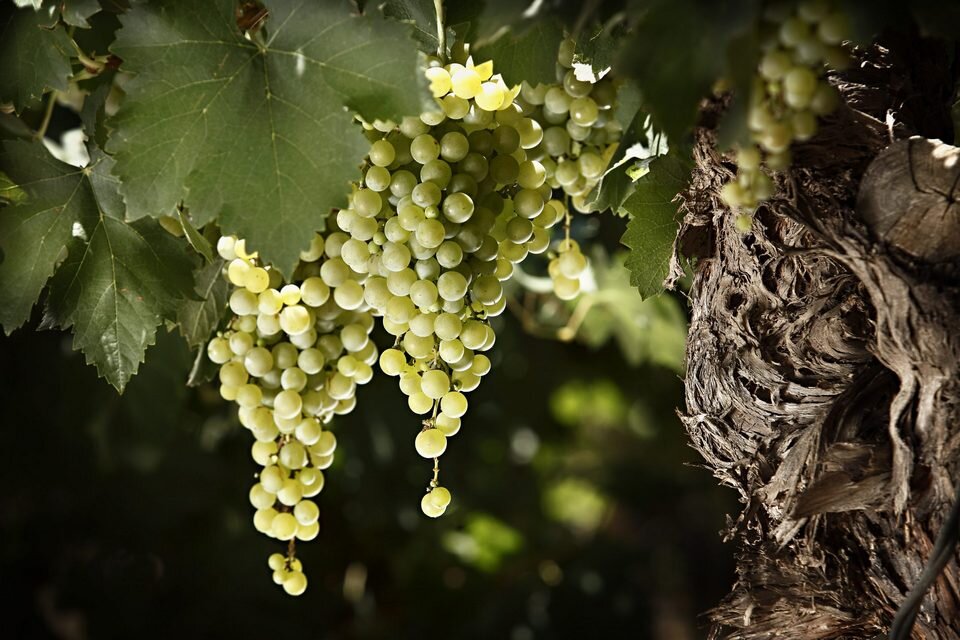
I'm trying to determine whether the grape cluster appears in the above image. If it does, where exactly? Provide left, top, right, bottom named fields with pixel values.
left=208, top=233, right=378, bottom=595
left=720, top=0, right=849, bottom=223
left=513, top=39, right=622, bottom=298
left=336, top=54, right=571, bottom=518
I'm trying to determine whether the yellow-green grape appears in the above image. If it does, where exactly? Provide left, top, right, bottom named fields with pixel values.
left=415, top=428, right=447, bottom=458
left=283, top=571, right=308, bottom=596
left=429, top=486, right=452, bottom=509
left=421, top=492, right=445, bottom=518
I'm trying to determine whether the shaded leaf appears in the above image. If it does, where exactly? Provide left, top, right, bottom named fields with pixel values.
left=587, top=109, right=663, bottom=214
left=473, top=17, right=564, bottom=87
left=618, top=0, right=759, bottom=140
left=575, top=18, right=629, bottom=72
left=45, top=208, right=196, bottom=392
left=382, top=0, right=453, bottom=56
left=59, top=0, right=102, bottom=27
left=177, top=259, right=228, bottom=348
left=0, top=140, right=113, bottom=332
left=107, top=0, right=424, bottom=274
left=0, top=6, right=74, bottom=112
left=620, top=151, right=692, bottom=299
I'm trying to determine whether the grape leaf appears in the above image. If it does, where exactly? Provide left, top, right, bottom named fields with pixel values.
left=575, top=19, right=628, bottom=73
left=588, top=104, right=665, bottom=215
left=579, top=250, right=687, bottom=372
left=620, top=152, right=692, bottom=299
left=177, top=259, right=228, bottom=349
left=58, top=0, right=102, bottom=28
left=0, top=140, right=116, bottom=332
left=447, top=0, right=523, bottom=43
left=0, top=6, right=75, bottom=112
left=382, top=0, right=453, bottom=56
left=618, top=0, right=758, bottom=140
left=473, top=17, right=564, bottom=87
left=0, top=139, right=196, bottom=390
left=31, top=0, right=104, bottom=28
left=107, top=0, right=424, bottom=275
left=44, top=197, right=197, bottom=392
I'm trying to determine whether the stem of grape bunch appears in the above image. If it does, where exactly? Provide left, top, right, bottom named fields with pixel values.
left=434, top=0, right=445, bottom=62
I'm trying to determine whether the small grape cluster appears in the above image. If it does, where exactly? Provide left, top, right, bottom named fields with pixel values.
left=208, top=233, right=378, bottom=595
left=513, top=39, right=622, bottom=298
left=720, top=0, right=849, bottom=225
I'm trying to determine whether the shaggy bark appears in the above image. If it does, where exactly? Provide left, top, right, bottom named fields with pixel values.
left=679, top=30, right=960, bottom=639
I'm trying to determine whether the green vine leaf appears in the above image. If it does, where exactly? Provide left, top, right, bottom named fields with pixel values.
left=44, top=200, right=197, bottom=393
left=177, top=260, right=229, bottom=349
left=0, top=140, right=115, bottom=332
left=588, top=108, right=662, bottom=214
left=30, top=0, right=105, bottom=28
left=0, top=6, right=74, bottom=112
left=107, top=0, right=425, bottom=275
left=473, top=18, right=564, bottom=87
left=620, top=151, right=692, bottom=299
left=0, top=140, right=195, bottom=390
left=382, top=0, right=453, bottom=56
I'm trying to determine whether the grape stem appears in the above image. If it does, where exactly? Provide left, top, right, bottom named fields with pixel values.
left=433, top=0, right=446, bottom=62
left=33, top=90, right=57, bottom=141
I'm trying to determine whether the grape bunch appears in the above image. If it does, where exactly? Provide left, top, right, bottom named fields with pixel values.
left=207, top=232, right=378, bottom=595
left=720, top=0, right=850, bottom=223
left=338, top=53, right=569, bottom=518
left=513, top=38, right=622, bottom=299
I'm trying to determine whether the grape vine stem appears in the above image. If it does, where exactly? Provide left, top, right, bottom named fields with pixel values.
left=34, top=90, right=57, bottom=141
left=434, top=0, right=446, bottom=62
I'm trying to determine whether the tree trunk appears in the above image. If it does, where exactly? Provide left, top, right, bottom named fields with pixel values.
left=679, top=30, right=960, bottom=639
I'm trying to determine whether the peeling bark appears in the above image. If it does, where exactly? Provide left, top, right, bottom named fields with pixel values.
left=680, top=31, right=960, bottom=639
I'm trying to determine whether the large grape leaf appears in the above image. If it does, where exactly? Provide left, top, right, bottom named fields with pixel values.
left=620, top=151, right=692, bottom=299
left=0, top=6, right=75, bottom=112
left=107, top=0, right=424, bottom=275
left=473, top=18, right=564, bottom=87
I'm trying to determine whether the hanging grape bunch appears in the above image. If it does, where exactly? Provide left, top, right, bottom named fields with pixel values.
left=720, top=0, right=850, bottom=225
left=517, top=38, right=623, bottom=300
left=207, top=232, right=378, bottom=595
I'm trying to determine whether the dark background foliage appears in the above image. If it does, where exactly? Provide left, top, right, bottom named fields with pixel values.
left=0, top=302, right=733, bottom=639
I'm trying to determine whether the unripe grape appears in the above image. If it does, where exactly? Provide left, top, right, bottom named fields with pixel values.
left=272, top=513, right=298, bottom=540
left=421, top=493, right=445, bottom=518
left=440, top=391, right=468, bottom=418
left=294, top=499, right=320, bottom=526
left=429, top=486, right=452, bottom=509
left=415, top=428, right=448, bottom=458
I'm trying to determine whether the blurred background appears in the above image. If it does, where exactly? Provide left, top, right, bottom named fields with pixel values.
left=0, top=250, right=736, bottom=639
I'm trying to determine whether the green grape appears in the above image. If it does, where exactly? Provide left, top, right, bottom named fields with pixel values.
left=415, top=428, right=448, bottom=458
